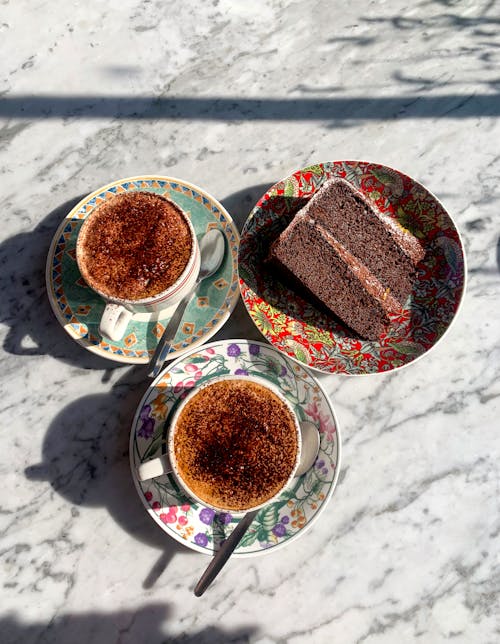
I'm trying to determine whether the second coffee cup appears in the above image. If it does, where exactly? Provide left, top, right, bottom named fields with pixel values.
left=137, top=375, right=303, bottom=514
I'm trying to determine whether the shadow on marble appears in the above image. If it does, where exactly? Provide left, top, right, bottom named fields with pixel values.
left=24, top=365, right=196, bottom=590
left=1, top=604, right=258, bottom=644
left=209, top=182, right=284, bottom=345
left=2, top=5, right=499, bottom=125
left=0, top=194, right=121, bottom=374
left=1, top=92, right=500, bottom=121
left=468, top=236, right=500, bottom=276
left=220, top=182, right=276, bottom=232
left=363, top=5, right=500, bottom=40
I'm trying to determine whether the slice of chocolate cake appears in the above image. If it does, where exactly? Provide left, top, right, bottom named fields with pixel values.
left=269, top=214, right=401, bottom=340
left=296, top=178, right=425, bottom=305
left=268, top=177, right=424, bottom=340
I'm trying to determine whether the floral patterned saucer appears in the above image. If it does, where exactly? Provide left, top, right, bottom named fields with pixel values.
left=130, top=339, right=341, bottom=556
left=45, top=176, right=239, bottom=364
left=239, top=161, right=466, bottom=375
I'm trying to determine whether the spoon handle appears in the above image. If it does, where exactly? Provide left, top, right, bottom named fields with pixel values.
left=194, top=510, right=259, bottom=597
left=148, top=286, right=196, bottom=378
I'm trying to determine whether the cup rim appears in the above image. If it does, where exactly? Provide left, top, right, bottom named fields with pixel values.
left=167, top=374, right=303, bottom=514
left=75, top=191, right=200, bottom=306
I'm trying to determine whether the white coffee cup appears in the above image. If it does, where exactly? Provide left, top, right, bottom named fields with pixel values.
left=137, top=375, right=303, bottom=514
left=76, top=191, right=200, bottom=341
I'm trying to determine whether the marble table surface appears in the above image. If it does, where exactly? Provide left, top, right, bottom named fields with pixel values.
left=1, top=1, right=499, bottom=642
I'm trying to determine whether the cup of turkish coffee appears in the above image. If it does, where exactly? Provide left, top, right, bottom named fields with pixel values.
left=137, top=375, right=302, bottom=514
left=76, top=190, right=200, bottom=341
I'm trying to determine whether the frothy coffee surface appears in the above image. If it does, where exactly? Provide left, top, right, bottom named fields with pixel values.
left=77, top=191, right=193, bottom=300
left=173, top=379, right=299, bottom=511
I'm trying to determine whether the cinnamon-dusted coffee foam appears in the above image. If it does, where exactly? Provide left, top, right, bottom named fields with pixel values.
left=173, top=379, right=299, bottom=511
left=77, top=191, right=193, bottom=300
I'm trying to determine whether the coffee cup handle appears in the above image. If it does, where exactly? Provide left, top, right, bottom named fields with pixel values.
left=137, top=455, right=172, bottom=482
left=99, top=303, right=133, bottom=341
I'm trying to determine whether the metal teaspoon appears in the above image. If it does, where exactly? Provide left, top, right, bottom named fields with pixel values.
left=149, top=229, right=225, bottom=378
left=194, top=421, right=321, bottom=597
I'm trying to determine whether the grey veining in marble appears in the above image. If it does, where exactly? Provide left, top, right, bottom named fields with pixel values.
left=1, top=0, right=500, bottom=642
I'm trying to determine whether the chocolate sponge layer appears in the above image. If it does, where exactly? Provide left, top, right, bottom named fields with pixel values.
left=269, top=215, right=400, bottom=340
left=298, top=178, right=424, bottom=305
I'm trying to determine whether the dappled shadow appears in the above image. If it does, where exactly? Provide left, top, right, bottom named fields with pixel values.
left=3, top=2, right=500, bottom=125
left=364, top=4, right=500, bottom=33
left=221, top=182, right=277, bottom=232
left=237, top=192, right=336, bottom=330
left=24, top=365, right=196, bottom=591
left=0, top=194, right=120, bottom=373
left=1, top=604, right=258, bottom=644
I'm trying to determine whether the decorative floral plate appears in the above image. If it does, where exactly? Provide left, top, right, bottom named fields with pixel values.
left=130, top=339, right=341, bottom=556
left=239, top=161, right=466, bottom=375
left=45, top=176, right=239, bottom=364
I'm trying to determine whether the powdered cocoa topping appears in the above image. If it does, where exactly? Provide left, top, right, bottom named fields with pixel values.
left=77, top=191, right=193, bottom=300
left=173, top=379, right=299, bottom=511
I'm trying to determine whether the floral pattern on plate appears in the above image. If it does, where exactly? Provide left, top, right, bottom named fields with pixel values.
left=238, top=161, right=466, bottom=374
left=130, top=339, right=341, bottom=556
left=45, top=175, right=239, bottom=364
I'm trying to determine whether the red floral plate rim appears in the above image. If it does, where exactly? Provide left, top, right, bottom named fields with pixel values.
left=238, top=160, right=467, bottom=375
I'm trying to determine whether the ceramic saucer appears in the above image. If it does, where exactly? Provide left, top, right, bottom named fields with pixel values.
left=130, top=339, right=341, bottom=556
left=239, top=161, right=467, bottom=375
left=45, top=175, right=239, bottom=364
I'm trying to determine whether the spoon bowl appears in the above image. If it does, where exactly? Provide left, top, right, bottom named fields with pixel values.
left=197, top=228, right=226, bottom=281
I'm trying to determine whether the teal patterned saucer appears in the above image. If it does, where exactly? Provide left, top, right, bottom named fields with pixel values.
left=45, top=176, right=239, bottom=364
left=130, top=339, right=341, bottom=556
